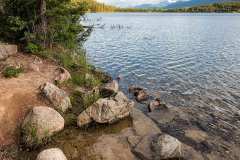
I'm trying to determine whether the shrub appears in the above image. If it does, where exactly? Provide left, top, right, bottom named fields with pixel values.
left=2, top=66, right=24, bottom=78
left=25, top=42, right=42, bottom=53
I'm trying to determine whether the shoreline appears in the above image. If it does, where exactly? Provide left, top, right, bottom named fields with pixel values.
left=0, top=48, right=240, bottom=160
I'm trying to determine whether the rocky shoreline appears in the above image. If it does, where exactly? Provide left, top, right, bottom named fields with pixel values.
left=0, top=44, right=240, bottom=160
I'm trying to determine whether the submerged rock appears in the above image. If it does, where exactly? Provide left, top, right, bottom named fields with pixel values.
left=40, top=82, right=72, bottom=112
left=100, top=80, right=119, bottom=97
left=129, top=86, right=149, bottom=102
left=54, top=67, right=71, bottom=84
left=92, top=135, right=136, bottom=160
left=21, top=106, right=64, bottom=147
left=77, top=91, right=134, bottom=127
left=148, top=98, right=161, bottom=112
left=36, top=148, right=67, bottom=160
left=0, top=44, right=18, bottom=60
left=131, top=108, right=161, bottom=137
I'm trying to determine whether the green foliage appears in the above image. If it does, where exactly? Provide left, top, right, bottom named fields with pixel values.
left=25, top=42, right=42, bottom=53
left=71, top=73, right=101, bottom=88
left=21, top=124, right=50, bottom=149
left=0, top=0, right=87, bottom=48
left=75, top=0, right=118, bottom=12
left=2, top=66, right=24, bottom=78
left=165, top=2, right=240, bottom=13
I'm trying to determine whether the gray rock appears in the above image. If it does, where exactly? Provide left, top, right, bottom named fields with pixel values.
left=21, top=106, right=64, bottom=146
left=40, top=82, right=72, bottom=112
left=0, top=44, right=17, bottom=60
left=152, top=134, right=182, bottom=159
left=36, top=148, right=67, bottom=160
left=100, top=80, right=119, bottom=97
left=77, top=91, right=134, bottom=127
left=54, top=67, right=71, bottom=84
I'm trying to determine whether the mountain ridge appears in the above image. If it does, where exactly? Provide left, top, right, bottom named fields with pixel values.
left=135, top=0, right=240, bottom=9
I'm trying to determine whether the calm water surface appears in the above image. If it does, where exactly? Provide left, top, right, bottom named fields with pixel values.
left=84, top=13, right=240, bottom=113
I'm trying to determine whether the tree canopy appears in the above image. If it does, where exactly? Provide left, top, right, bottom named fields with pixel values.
left=0, top=0, right=88, bottom=49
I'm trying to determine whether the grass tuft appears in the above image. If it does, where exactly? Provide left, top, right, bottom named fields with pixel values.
left=2, top=66, right=24, bottom=78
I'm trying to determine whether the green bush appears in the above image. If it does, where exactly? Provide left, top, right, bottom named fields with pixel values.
left=2, top=66, right=24, bottom=78
left=25, top=42, right=42, bottom=53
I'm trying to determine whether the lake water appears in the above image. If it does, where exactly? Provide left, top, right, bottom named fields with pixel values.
left=84, top=13, right=240, bottom=113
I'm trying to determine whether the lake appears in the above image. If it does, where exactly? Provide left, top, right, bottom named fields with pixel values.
left=84, top=13, right=240, bottom=112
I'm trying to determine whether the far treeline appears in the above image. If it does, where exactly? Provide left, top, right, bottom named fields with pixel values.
left=167, top=2, right=240, bottom=13
left=76, top=0, right=240, bottom=13
left=73, top=0, right=118, bottom=12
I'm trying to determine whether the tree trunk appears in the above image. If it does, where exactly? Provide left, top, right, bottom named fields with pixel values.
left=36, top=0, right=47, bottom=47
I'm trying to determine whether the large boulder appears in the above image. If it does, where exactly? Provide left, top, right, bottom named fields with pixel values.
left=100, top=80, right=119, bottom=97
left=0, top=44, right=17, bottom=60
left=54, top=67, right=71, bottom=84
left=77, top=91, right=134, bottom=127
left=21, top=106, right=64, bottom=147
left=40, top=82, right=72, bottom=112
left=36, top=148, right=67, bottom=160
left=92, top=135, right=136, bottom=160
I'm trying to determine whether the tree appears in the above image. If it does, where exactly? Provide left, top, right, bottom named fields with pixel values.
left=36, top=0, right=47, bottom=47
left=0, top=0, right=88, bottom=49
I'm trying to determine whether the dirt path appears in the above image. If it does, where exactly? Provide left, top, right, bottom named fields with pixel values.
left=0, top=53, right=58, bottom=146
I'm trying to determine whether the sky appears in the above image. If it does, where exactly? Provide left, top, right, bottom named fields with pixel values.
left=97, top=0, right=184, bottom=7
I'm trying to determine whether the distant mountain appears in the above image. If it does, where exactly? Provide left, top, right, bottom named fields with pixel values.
left=135, top=0, right=240, bottom=9
left=166, top=0, right=240, bottom=8
left=135, top=1, right=171, bottom=8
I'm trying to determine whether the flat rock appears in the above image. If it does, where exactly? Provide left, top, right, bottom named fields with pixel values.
left=92, top=135, right=136, bottom=160
left=133, top=134, right=156, bottom=160
left=131, top=108, right=161, bottom=137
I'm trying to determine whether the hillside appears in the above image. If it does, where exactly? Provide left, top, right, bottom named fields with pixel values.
left=135, top=0, right=240, bottom=9
left=73, top=0, right=118, bottom=12
left=167, top=0, right=240, bottom=8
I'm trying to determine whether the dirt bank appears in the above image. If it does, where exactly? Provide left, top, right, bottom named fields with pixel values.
left=0, top=53, right=58, bottom=146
